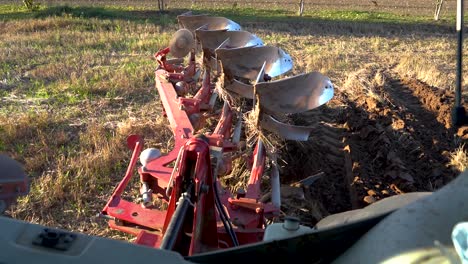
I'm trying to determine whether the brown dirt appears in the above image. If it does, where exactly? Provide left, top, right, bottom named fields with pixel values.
left=276, top=68, right=467, bottom=226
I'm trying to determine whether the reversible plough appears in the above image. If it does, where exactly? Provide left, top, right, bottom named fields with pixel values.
left=100, top=12, right=334, bottom=256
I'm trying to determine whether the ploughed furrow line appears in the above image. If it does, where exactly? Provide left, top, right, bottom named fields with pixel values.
left=341, top=73, right=462, bottom=209
left=280, top=101, right=353, bottom=225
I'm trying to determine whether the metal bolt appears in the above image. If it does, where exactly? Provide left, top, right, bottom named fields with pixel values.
left=141, top=182, right=152, bottom=208
left=236, top=188, right=246, bottom=199
left=95, top=212, right=115, bottom=221
left=283, top=216, right=300, bottom=231
left=200, top=184, right=209, bottom=194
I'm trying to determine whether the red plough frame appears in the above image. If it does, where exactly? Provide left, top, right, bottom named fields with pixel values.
left=101, top=49, right=279, bottom=256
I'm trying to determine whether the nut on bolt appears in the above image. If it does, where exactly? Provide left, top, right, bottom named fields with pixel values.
left=200, top=184, right=209, bottom=194
left=236, top=187, right=246, bottom=198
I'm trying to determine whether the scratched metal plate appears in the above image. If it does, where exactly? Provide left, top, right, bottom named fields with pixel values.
left=177, top=15, right=241, bottom=32
left=196, top=29, right=263, bottom=58
left=256, top=72, right=334, bottom=114
left=216, top=46, right=293, bottom=80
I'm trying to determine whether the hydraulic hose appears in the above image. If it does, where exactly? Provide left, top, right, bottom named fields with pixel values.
left=160, top=192, right=192, bottom=250
left=213, top=182, right=239, bottom=246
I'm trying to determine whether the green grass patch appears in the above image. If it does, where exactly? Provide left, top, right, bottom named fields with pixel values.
left=1, top=3, right=462, bottom=26
left=0, top=4, right=35, bottom=20
left=1, top=4, right=177, bottom=25
left=184, top=6, right=457, bottom=25
left=311, top=10, right=428, bottom=24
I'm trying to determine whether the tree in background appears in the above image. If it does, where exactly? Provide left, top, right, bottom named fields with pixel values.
left=157, top=0, right=165, bottom=11
left=298, top=0, right=304, bottom=16
left=434, top=0, right=444, bottom=21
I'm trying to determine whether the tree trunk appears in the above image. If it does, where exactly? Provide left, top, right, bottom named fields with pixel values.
left=298, top=0, right=304, bottom=16
left=434, top=0, right=444, bottom=21
left=157, top=0, right=165, bottom=11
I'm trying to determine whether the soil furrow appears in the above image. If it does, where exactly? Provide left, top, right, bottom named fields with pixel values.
left=282, top=68, right=466, bottom=226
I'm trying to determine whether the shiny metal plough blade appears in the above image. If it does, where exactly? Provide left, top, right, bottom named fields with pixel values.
left=224, top=79, right=255, bottom=99
left=195, top=29, right=263, bottom=58
left=177, top=14, right=241, bottom=32
left=224, top=72, right=334, bottom=114
left=260, top=115, right=314, bottom=141
left=256, top=72, right=334, bottom=114
left=216, top=46, right=293, bottom=80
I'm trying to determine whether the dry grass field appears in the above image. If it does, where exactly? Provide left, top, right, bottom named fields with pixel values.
left=6, top=0, right=460, bottom=16
left=0, top=0, right=467, bottom=243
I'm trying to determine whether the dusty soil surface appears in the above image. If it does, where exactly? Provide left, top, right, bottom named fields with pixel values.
left=277, top=68, right=467, bottom=226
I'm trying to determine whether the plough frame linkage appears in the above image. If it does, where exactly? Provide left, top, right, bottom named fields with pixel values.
left=101, top=49, right=279, bottom=255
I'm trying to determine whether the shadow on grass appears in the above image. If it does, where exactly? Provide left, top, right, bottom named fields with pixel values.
left=1, top=5, right=459, bottom=37
left=38, top=5, right=177, bottom=25
left=1, top=5, right=178, bottom=25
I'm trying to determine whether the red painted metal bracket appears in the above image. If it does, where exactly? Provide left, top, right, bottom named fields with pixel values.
left=102, top=61, right=279, bottom=255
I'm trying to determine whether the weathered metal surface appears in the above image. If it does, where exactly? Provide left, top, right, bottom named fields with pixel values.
left=260, top=115, right=314, bottom=141
left=196, top=29, right=263, bottom=58
left=178, top=14, right=241, bottom=32
left=216, top=46, right=293, bottom=80
left=256, top=72, right=334, bottom=114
